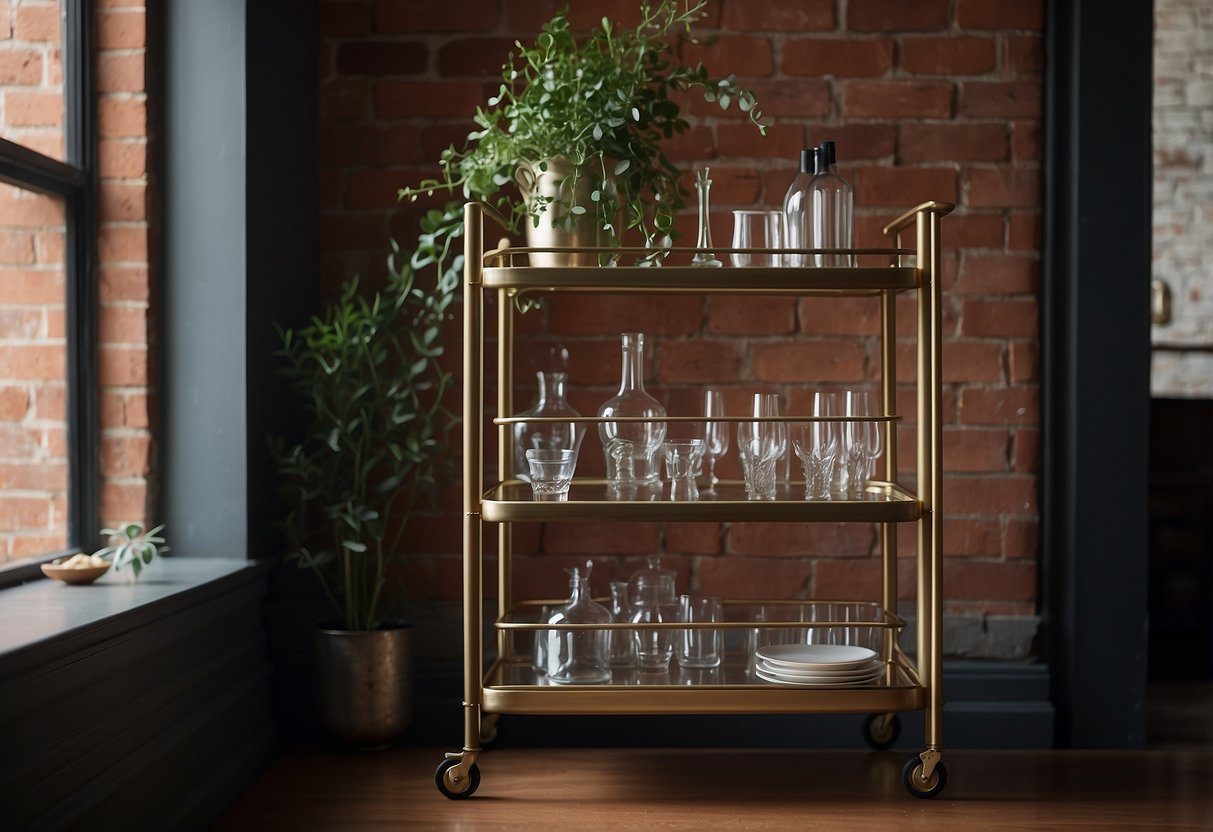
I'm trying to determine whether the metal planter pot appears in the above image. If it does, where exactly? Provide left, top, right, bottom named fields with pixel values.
left=314, top=622, right=413, bottom=747
left=515, top=158, right=616, bottom=266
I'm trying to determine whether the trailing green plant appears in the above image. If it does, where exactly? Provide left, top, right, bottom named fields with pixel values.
left=400, top=0, right=766, bottom=246
left=273, top=204, right=462, bottom=631
left=97, top=522, right=169, bottom=580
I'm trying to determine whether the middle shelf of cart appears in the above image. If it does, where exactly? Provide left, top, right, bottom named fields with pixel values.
left=480, top=479, right=921, bottom=523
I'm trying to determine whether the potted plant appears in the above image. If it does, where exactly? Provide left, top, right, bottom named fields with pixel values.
left=400, top=0, right=767, bottom=258
left=97, top=522, right=169, bottom=582
left=273, top=210, right=461, bottom=745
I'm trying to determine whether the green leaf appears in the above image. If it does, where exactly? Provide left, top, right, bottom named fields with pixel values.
left=614, top=159, right=631, bottom=175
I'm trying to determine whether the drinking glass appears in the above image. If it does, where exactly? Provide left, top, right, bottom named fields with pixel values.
left=702, top=388, right=729, bottom=488
left=676, top=594, right=723, bottom=668
left=525, top=448, right=577, bottom=501
left=608, top=581, right=636, bottom=667
left=737, top=399, right=782, bottom=501
left=532, top=604, right=554, bottom=675
left=792, top=391, right=839, bottom=500
left=730, top=209, right=782, bottom=267
left=630, top=574, right=677, bottom=670
left=737, top=392, right=785, bottom=500
left=843, top=390, right=881, bottom=495
left=664, top=438, right=703, bottom=500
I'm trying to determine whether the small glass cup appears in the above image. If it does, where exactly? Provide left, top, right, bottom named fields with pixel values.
left=526, top=448, right=577, bottom=501
left=663, top=438, right=703, bottom=500
left=730, top=209, right=782, bottom=267
left=676, top=594, right=723, bottom=668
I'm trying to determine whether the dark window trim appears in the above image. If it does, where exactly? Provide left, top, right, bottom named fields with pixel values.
left=1042, top=0, right=1153, bottom=747
left=0, top=0, right=98, bottom=585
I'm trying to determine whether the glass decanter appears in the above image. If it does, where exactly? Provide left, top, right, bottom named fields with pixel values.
left=690, top=167, right=722, bottom=268
left=546, top=561, right=612, bottom=685
left=628, top=555, right=677, bottom=604
left=597, top=332, right=667, bottom=485
left=512, top=370, right=583, bottom=481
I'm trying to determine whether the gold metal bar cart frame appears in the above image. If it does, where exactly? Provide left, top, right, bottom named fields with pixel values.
left=436, top=201, right=953, bottom=800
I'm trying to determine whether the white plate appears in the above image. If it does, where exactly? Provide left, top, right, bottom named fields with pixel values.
left=754, top=665, right=884, bottom=687
left=755, top=658, right=884, bottom=680
left=755, top=643, right=878, bottom=670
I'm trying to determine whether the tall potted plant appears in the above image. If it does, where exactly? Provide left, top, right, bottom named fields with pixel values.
left=400, top=0, right=767, bottom=259
left=273, top=207, right=461, bottom=745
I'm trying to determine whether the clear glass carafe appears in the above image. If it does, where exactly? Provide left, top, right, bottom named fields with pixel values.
left=546, top=561, right=612, bottom=685
left=597, top=333, right=667, bottom=485
left=513, top=371, right=583, bottom=481
left=629, top=574, right=676, bottom=670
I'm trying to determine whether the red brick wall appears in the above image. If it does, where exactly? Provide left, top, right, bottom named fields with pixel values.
left=320, top=0, right=1043, bottom=631
left=0, top=1, right=153, bottom=564
left=95, top=1, right=154, bottom=533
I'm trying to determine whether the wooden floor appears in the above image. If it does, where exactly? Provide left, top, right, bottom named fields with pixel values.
left=213, top=744, right=1213, bottom=831
left=214, top=682, right=1213, bottom=830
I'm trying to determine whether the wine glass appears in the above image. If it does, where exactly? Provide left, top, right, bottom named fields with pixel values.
left=702, top=388, right=729, bottom=488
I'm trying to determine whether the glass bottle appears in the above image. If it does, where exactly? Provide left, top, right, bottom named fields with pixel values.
left=512, top=371, right=583, bottom=481
left=597, top=333, right=667, bottom=485
left=810, top=140, right=854, bottom=267
left=608, top=581, right=636, bottom=666
left=547, top=561, right=612, bottom=685
left=630, top=574, right=676, bottom=670
left=782, top=147, right=820, bottom=267
left=690, top=167, right=722, bottom=267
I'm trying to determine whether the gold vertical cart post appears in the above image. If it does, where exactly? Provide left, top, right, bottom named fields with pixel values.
left=436, top=201, right=953, bottom=800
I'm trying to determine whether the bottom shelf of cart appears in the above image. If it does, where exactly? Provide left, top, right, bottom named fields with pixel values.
left=481, top=654, right=926, bottom=715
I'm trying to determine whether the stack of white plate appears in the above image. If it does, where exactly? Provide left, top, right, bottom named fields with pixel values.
left=753, top=643, right=885, bottom=687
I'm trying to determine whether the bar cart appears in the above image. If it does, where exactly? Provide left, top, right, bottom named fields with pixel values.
left=435, top=201, right=953, bottom=800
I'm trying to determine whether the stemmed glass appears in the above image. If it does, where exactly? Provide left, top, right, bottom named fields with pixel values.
left=702, top=388, right=729, bottom=488
left=843, top=390, right=883, bottom=494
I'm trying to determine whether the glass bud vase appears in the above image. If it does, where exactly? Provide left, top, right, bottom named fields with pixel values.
left=690, top=167, right=723, bottom=268
left=547, top=560, right=612, bottom=685
left=597, top=333, right=667, bottom=485
left=513, top=371, right=583, bottom=481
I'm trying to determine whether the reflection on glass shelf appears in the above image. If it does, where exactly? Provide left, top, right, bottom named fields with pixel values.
left=490, top=480, right=911, bottom=504
left=490, top=654, right=912, bottom=689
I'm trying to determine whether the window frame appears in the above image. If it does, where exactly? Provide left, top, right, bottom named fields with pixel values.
left=0, top=0, right=98, bottom=583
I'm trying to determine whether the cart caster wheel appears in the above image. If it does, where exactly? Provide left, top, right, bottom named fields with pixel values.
left=435, top=758, right=481, bottom=800
left=902, top=756, right=947, bottom=799
left=862, top=713, right=901, bottom=750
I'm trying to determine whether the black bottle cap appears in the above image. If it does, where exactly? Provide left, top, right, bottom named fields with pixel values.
left=799, top=148, right=813, bottom=173
left=819, top=140, right=837, bottom=167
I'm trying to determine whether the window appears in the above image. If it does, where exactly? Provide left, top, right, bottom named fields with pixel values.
left=0, top=0, right=95, bottom=574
